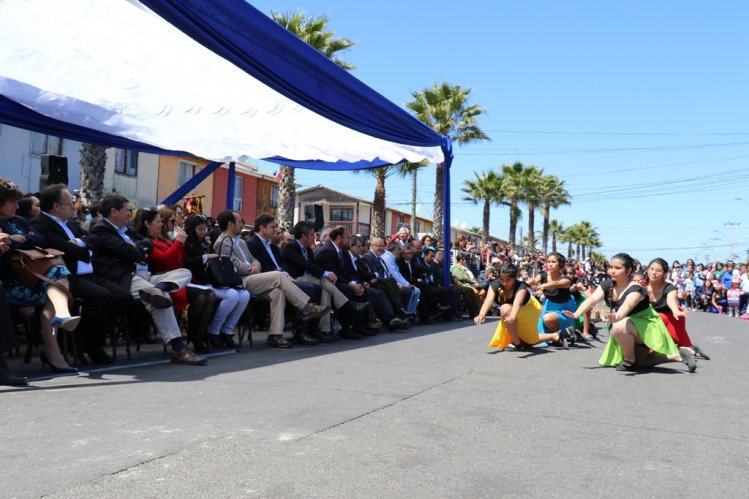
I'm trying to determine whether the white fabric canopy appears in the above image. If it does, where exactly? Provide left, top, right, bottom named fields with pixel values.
left=0, top=0, right=444, bottom=165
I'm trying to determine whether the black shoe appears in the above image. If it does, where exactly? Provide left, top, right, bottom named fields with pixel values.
left=420, top=317, right=435, bottom=325
left=0, top=360, right=29, bottom=387
left=209, top=335, right=223, bottom=349
left=679, top=347, right=697, bottom=373
left=691, top=344, right=710, bottom=360
left=339, top=328, right=362, bottom=339
left=348, top=301, right=370, bottom=314
left=308, top=330, right=336, bottom=343
left=354, top=326, right=377, bottom=336
left=365, top=323, right=380, bottom=333
left=39, top=352, right=79, bottom=375
left=616, top=360, right=636, bottom=372
left=447, top=315, right=464, bottom=322
left=86, top=348, right=114, bottom=364
left=221, top=334, right=239, bottom=349
left=387, top=317, right=410, bottom=331
left=292, top=331, right=320, bottom=345
left=266, top=335, right=293, bottom=348
left=138, top=288, right=173, bottom=309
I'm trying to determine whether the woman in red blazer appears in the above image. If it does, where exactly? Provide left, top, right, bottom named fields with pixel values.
left=135, top=208, right=216, bottom=352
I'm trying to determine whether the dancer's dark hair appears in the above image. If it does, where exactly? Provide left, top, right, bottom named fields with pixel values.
left=611, top=252, right=636, bottom=276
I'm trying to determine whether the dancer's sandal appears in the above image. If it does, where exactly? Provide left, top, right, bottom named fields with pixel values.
left=615, top=359, right=636, bottom=371
left=691, top=344, right=710, bottom=360
left=679, top=347, right=698, bottom=373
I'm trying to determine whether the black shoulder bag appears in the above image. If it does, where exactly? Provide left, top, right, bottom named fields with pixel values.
left=206, top=237, right=243, bottom=289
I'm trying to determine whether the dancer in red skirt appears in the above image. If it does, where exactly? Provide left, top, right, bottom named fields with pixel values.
left=645, top=258, right=710, bottom=360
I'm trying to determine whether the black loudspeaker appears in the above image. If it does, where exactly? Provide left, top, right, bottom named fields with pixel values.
left=313, top=204, right=324, bottom=232
left=40, top=155, right=69, bottom=190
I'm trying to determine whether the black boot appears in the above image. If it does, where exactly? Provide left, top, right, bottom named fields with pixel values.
left=0, top=357, right=29, bottom=387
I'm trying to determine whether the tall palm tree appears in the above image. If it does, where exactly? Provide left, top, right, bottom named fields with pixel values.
left=406, top=82, right=489, bottom=240
left=560, top=225, right=578, bottom=259
left=78, top=143, right=107, bottom=205
left=460, top=170, right=504, bottom=244
left=271, top=11, right=356, bottom=229
left=354, top=162, right=411, bottom=238
left=548, top=219, right=564, bottom=253
left=538, top=175, right=571, bottom=255
left=500, top=162, right=527, bottom=248
left=520, top=165, right=543, bottom=252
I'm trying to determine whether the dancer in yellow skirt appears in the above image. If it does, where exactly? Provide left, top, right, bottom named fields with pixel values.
left=475, top=263, right=572, bottom=350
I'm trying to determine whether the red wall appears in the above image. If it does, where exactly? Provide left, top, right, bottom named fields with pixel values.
left=211, top=169, right=256, bottom=222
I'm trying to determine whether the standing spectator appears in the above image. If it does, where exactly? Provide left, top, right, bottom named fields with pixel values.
left=726, top=278, right=742, bottom=317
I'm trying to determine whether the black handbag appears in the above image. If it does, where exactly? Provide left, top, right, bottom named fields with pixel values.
left=206, top=237, right=243, bottom=289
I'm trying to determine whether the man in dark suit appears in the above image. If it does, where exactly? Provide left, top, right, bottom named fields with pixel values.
left=397, top=242, right=442, bottom=324
left=31, top=184, right=132, bottom=363
left=362, top=237, right=413, bottom=316
left=424, top=247, right=464, bottom=320
left=86, top=194, right=206, bottom=365
left=315, top=227, right=408, bottom=335
left=244, top=214, right=328, bottom=345
left=281, top=221, right=369, bottom=339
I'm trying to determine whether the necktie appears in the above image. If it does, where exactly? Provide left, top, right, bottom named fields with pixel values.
left=351, top=254, right=358, bottom=271
left=379, top=256, right=390, bottom=278
left=337, top=248, right=344, bottom=267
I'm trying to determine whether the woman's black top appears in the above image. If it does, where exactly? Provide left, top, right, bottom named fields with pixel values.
left=492, top=279, right=531, bottom=306
left=183, top=239, right=211, bottom=284
left=539, top=272, right=572, bottom=303
left=649, top=282, right=677, bottom=312
left=600, top=278, right=649, bottom=315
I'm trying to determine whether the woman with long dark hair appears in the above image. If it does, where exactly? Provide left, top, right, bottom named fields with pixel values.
left=135, top=208, right=217, bottom=352
left=531, top=252, right=578, bottom=348
left=183, top=214, right=250, bottom=349
left=476, top=263, right=571, bottom=350
left=645, top=258, right=709, bottom=359
left=564, top=253, right=696, bottom=372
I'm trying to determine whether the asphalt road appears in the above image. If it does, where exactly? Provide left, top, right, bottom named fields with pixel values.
left=2, top=311, right=747, bottom=498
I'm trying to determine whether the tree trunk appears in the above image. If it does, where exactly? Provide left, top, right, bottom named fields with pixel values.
left=576, top=244, right=581, bottom=260
left=567, top=241, right=573, bottom=258
left=482, top=199, right=490, bottom=245
left=527, top=204, right=535, bottom=252
left=371, top=174, right=386, bottom=238
left=277, top=165, right=295, bottom=231
left=433, top=162, right=444, bottom=242
left=410, top=169, right=417, bottom=235
left=78, top=143, right=107, bottom=205
left=508, top=198, right=518, bottom=247
left=542, top=204, right=550, bottom=255
left=551, top=234, right=557, bottom=253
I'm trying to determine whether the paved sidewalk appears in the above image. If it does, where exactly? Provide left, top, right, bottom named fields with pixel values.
left=2, top=312, right=747, bottom=498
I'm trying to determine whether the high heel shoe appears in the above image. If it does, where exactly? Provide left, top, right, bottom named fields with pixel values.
left=40, top=352, right=79, bottom=375
left=50, top=316, right=81, bottom=332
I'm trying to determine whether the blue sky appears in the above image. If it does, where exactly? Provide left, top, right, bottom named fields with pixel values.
left=259, top=0, right=749, bottom=264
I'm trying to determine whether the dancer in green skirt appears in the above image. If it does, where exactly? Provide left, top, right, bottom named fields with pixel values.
left=563, top=253, right=697, bottom=372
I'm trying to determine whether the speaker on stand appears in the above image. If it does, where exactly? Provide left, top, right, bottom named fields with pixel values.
left=313, top=204, right=324, bottom=232
left=39, top=155, right=69, bottom=190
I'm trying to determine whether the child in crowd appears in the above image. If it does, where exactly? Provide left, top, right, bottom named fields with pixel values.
left=683, top=273, right=696, bottom=311
left=726, top=278, right=742, bottom=317
left=711, top=282, right=727, bottom=314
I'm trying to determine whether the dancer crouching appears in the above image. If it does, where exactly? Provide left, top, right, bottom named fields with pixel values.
left=563, top=253, right=696, bottom=372
left=531, top=252, right=577, bottom=349
left=645, top=258, right=710, bottom=360
left=476, top=263, right=571, bottom=350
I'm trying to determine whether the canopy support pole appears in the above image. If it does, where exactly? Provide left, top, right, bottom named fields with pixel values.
left=160, top=160, right=222, bottom=205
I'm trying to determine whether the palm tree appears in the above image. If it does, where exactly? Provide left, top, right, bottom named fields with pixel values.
left=271, top=11, right=355, bottom=230
left=577, top=220, right=600, bottom=259
left=401, top=160, right=429, bottom=235
left=520, top=165, right=543, bottom=252
left=560, top=225, right=578, bottom=259
left=354, top=162, right=411, bottom=238
left=460, top=170, right=504, bottom=244
left=538, top=175, right=571, bottom=255
left=78, top=143, right=107, bottom=205
left=548, top=219, right=564, bottom=253
left=500, top=162, right=526, bottom=247
left=406, top=82, right=490, bottom=240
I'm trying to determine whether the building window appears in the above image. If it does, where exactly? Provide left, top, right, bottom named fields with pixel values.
left=415, top=220, right=421, bottom=233
left=330, top=207, right=353, bottom=222
left=233, top=176, right=243, bottom=212
left=397, top=215, right=405, bottom=224
left=270, top=185, right=279, bottom=208
left=30, top=133, right=62, bottom=156
left=115, top=149, right=138, bottom=177
left=178, top=160, right=197, bottom=186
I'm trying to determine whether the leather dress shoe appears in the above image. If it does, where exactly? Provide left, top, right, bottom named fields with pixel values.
left=299, top=303, right=330, bottom=321
left=348, top=301, right=370, bottom=314
left=209, top=334, right=224, bottom=349
left=170, top=349, right=207, bottom=366
left=0, top=361, right=29, bottom=387
left=365, top=323, right=380, bottom=333
left=339, top=328, right=362, bottom=339
left=447, top=315, right=464, bottom=322
left=266, top=335, right=293, bottom=348
left=139, top=288, right=173, bottom=309
left=222, top=333, right=239, bottom=349
left=354, top=326, right=377, bottom=336
left=292, top=331, right=320, bottom=345
left=387, top=317, right=410, bottom=331
left=308, top=330, right=336, bottom=343
left=87, top=348, right=114, bottom=364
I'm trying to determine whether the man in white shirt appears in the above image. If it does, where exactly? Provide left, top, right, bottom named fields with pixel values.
left=380, top=241, right=420, bottom=314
